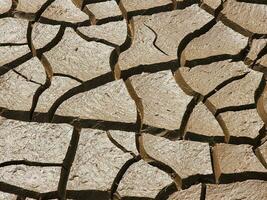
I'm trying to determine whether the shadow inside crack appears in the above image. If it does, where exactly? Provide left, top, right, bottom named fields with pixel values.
left=219, top=172, right=267, bottom=184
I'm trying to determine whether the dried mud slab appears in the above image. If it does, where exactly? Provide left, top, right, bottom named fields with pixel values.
left=34, top=76, right=80, bottom=114
left=16, top=0, right=47, bottom=13
left=206, top=180, right=267, bottom=200
left=118, top=5, right=213, bottom=70
left=220, top=0, right=267, bottom=34
left=0, top=18, right=28, bottom=44
left=32, top=23, right=61, bottom=50
left=85, top=0, right=122, bottom=20
left=117, top=159, right=173, bottom=198
left=217, top=109, right=264, bottom=141
left=0, top=58, right=46, bottom=111
left=167, top=184, right=202, bottom=200
left=142, top=133, right=213, bottom=185
left=77, top=20, right=127, bottom=46
left=41, top=0, right=89, bottom=23
left=255, top=142, right=267, bottom=169
left=0, top=116, right=72, bottom=163
left=246, top=38, right=267, bottom=65
left=185, top=102, right=225, bottom=139
left=177, top=60, right=249, bottom=96
left=121, top=0, right=172, bottom=12
left=212, top=143, right=267, bottom=182
left=0, top=192, right=16, bottom=200
left=44, top=28, right=113, bottom=81
left=0, top=166, right=61, bottom=193
left=0, top=0, right=11, bottom=14
left=67, top=129, right=133, bottom=191
left=182, top=21, right=248, bottom=64
left=56, top=80, right=137, bottom=123
left=128, top=70, right=192, bottom=130
left=205, top=69, right=262, bottom=113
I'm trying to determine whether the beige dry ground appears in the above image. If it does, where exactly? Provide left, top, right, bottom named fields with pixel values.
left=0, top=0, right=266, bottom=199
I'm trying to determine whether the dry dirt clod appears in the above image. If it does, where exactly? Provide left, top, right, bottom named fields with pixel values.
left=118, top=4, right=213, bottom=71
left=218, top=109, right=264, bottom=140
left=128, top=70, right=192, bottom=130
left=85, top=0, right=122, bottom=21
left=67, top=129, right=135, bottom=191
left=117, top=159, right=173, bottom=198
left=220, top=0, right=267, bottom=34
left=167, top=184, right=202, bottom=200
left=255, top=141, right=267, bottom=169
left=142, top=133, right=213, bottom=185
left=44, top=27, right=114, bottom=82
left=212, top=143, right=267, bottom=183
left=56, top=79, right=137, bottom=123
left=205, top=180, right=267, bottom=200
left=0, top=0, right=12, bottom=14
left=185, top=102, right=225, bottom=139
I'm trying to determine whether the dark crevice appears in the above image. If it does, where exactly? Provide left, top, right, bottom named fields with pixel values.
left=12, top=69, right=42, bottom=85
left=110, top=155, right=141, bottom=200
left=179, top=95, right=201, bottom=139
left=219, top=172, right=267, bottom=183
left=215, top=103, right=257, bottom=116
left=96, top=15, right=124, bottom=25
left=143, top=23, right=169, bottom=56
left=185, top=54, right=234, bottom=68
left=0, top=160, right=62, bottom=168
left=53, top=73, right=83, bottom=83
left=36, top=25, right=66, bottom=57
left=203, top=72, right=249, bottom=102
left=47, top=72, right=115, bottom=122
left=0, top=43, right=28, bottom=46
left=236, top=0, right=267, bottom=5
left=76, top=29, right=119, bottom=48
left=254, top=75, right=266, bottom=104
left=251, top=44, right=267, bottom=69
left=39, top=16, right=91, bottom=28
left=107, top=131, right=136, bottom=157
left=121, top=60, right=177, bottom=80
left=200, top=183, right=206, bottom=200
left=149, top=161, right=181, bottom=186
left=182, top=174, right=214, bottom=189
left=0, top=182, right=40, bottom=199
left=0, top=52, right=33, bottom=76
left=0, top=25, right=65, bottom=77
left=29, top=78, right=51, bottom=121
left=154, top=182, right=178, bottom=200
left=176, top=19, right=217, bottom=69
left=57, top=124, right=81, bottom=200
left=185, top=131, right=257, bottom=146
left=34, top=0, right=56, bottom=21
left=176, top=0, right=225, bottom=70
left=122, top=197, right=153, bottom=200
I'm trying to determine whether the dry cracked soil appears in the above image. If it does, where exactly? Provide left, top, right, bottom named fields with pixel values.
left=0, top=0, right=266, bottom=199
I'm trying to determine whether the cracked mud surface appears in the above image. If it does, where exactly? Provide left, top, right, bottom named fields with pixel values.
left=0, top=0, right=266, bottom=199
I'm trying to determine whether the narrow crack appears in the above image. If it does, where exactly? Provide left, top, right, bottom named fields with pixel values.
left=215, top=103, right=257, bottom=117
left=0, top=160, right=62, bottom=168
left=12, top=69, right=42, bottom=85
left=110, top=155, right=141, bottom=200
left=76, top=29, right=118, bottom=48
left=57, top=124, right=81, bottom=200
left=107, top=130, right=136, bottom=157
left=53, top=73, right=84, bottom=83
left=143, top=23, right=169, bottom=56
left=154, top=182, right=178, bottom=200
left=203, top=72, right=250, bottom=102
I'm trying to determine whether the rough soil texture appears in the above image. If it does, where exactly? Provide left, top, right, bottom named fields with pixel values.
left=0, top=0, right=266, bottom=199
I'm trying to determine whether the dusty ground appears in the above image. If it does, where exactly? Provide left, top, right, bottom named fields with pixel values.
left=0, top=0, right=266, bottom=199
